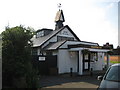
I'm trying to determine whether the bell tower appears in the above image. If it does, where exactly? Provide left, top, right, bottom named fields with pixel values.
left=55, top=4, right=65, bottom=30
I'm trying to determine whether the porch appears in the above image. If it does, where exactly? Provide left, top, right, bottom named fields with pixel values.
left=69, top=47, right=110, bottom=75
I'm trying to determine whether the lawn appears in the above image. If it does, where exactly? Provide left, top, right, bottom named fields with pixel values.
left=110, top=60, right=120, bottom=64
left=105, top=60, right=120, bottom=64
left=104, top=55, right=120, bottom=64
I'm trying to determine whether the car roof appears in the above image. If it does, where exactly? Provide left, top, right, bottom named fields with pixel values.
left=111, top=63, right=120, bottom=67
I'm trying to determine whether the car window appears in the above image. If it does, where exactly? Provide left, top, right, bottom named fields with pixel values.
left=105, top=66, right=120, bottom=82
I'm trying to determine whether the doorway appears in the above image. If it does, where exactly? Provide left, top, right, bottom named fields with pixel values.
left=83, top=54, right=90, bottom=71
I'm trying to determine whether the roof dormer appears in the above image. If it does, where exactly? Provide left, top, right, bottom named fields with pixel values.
left=36, top=28, right=53, bottom=38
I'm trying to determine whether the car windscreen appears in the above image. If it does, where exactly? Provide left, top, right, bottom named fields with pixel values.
left=105, top=66, right=120, bottom=82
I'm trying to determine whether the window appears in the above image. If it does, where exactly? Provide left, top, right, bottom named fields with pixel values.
left=36, top=31, right=44, bottom=37
left=90, top=52, right=98, bottom=62
left=85, top=54, right=89, bottom=60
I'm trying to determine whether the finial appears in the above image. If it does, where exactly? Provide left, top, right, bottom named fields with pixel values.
left=57, top=3, right=62, bottom=10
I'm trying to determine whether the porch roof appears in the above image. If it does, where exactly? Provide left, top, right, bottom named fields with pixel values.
left=69, top=47, right=110, bottom=52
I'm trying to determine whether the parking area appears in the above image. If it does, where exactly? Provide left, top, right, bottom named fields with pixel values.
left=38, top=74, right=102, bottom=89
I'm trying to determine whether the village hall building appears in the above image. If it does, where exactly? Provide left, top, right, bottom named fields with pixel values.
left=31, top=8, right=110, bottom=75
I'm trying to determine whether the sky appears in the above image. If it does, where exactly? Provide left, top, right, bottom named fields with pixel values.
left=0, top=0, right=119, bottom=48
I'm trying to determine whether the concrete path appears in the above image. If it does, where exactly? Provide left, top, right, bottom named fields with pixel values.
left=38, top=74, right=101, bottom=89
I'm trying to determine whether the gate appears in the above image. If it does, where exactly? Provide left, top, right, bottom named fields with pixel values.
left=32, top=55, right=57, bottom=75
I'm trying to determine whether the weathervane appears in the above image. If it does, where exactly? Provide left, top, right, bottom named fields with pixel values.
left=57, top=3, right=62, bottom=10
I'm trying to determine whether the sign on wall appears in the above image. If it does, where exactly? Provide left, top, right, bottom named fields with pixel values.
left=39, top=56, right=46, bottom=61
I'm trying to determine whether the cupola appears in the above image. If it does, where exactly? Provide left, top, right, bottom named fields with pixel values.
left=55, top=4, right=65, bottom=30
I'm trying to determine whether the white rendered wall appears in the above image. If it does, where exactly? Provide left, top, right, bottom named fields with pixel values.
left=91, top=53, right=105, bottom=71
left=58, top=50, right=77, bottom=74
left=57, top=27, right=77, bottom=40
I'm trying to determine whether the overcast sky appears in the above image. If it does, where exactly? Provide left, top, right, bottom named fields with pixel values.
left=0, top=0, right=119, bottom=48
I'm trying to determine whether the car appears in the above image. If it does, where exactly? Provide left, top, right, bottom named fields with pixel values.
left=97, top=63, right=120, bottom=89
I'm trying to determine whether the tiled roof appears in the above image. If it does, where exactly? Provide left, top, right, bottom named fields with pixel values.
left=44, top=40, right=66, bottom=50
left=31, top=25, right=80, bottom=48
left=31, top=27, right=63, bottom=47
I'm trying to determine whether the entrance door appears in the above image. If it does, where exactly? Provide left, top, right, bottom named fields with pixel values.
left=83, top=54, right=90, bottom=71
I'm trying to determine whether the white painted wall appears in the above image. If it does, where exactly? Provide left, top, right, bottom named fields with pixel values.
left=91, top=52, right=105, bottom=71
left=57, top=27, right=77, bottom=40
left=57, top=49, right=78, bottom=74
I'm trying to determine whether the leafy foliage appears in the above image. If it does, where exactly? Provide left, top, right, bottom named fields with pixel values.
left=107, top=51, right=113, bottom=55
left=81, top=49, right=90, bottom=54
left=2, top=25, right=37, bottom=88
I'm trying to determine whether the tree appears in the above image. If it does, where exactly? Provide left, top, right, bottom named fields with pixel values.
left=2, top=25, right=37, bottom=88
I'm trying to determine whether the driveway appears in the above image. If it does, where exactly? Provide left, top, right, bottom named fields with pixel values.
left=38, top=74, right=101, bottom=89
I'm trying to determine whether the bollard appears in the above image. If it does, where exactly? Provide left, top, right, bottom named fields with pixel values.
left=90, top=68, right=93, bottom=76
left=70, top=68, right=73, bottom=77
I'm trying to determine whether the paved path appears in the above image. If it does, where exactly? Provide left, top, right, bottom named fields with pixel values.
left=38, top=74, right=101, bottom=89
